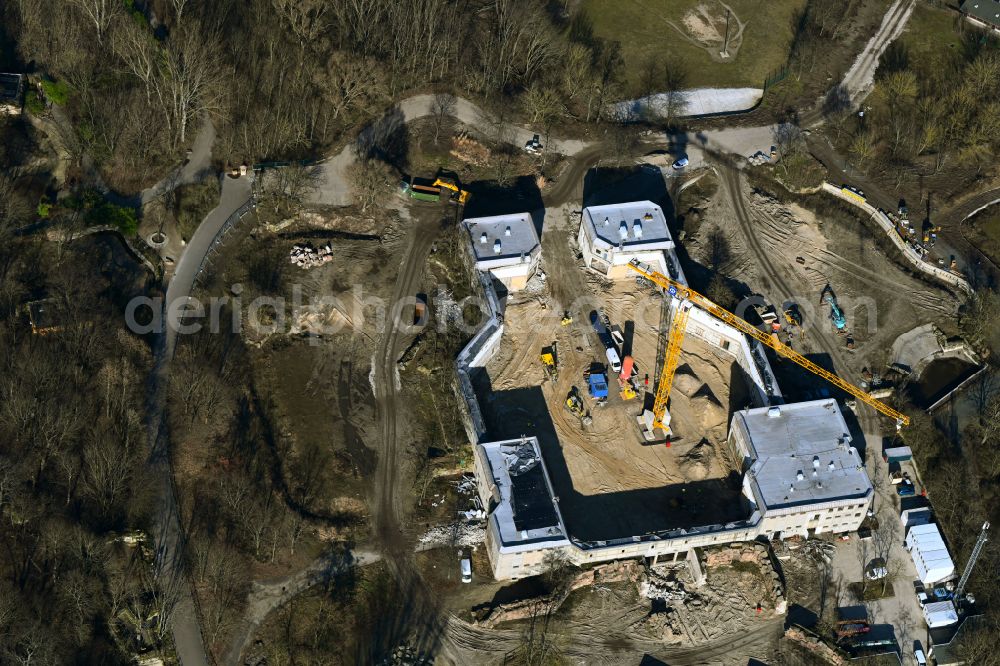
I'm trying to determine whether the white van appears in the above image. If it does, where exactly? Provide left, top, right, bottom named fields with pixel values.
left=606, top=347, right=622, bottom=374
left=460, top=558, right=472, bottom=583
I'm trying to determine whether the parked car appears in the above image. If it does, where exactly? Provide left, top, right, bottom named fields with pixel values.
left=865, top=557, right=888, bottom=580
left=858, top=527, right=873, bottom=540
left=460, top=557, right=472, bottom=583
left=914, top=642, right=927, bottom=665
left=897, top=480, right=916, bottom=497
left=524, top=134, right=543, bottom=154
left=671, top=155, right=689, bottom=170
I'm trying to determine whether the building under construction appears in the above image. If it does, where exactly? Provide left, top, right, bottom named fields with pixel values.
left=460, top=201, right=876, bottom=580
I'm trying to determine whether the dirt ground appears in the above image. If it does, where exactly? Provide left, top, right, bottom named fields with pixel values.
left=476, top=223, right=749, bottom=541
left=686, top=171, right=958, bottom=398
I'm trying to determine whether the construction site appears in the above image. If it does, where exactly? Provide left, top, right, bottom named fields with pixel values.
left=475, top=277, right=756, bottom=542
left=462, top=197, right=901, bottom=583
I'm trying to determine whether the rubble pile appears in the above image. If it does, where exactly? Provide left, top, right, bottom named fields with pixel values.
left=289, top=243, right=333, bottom=268
left=634, top=545, right=786, bottom=644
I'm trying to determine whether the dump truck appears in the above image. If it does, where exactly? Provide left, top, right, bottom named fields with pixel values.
left=401, top=177, right=444, bottom=202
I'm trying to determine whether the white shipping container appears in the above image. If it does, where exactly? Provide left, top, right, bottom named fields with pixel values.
left=922, top=600, right=958, bottom=628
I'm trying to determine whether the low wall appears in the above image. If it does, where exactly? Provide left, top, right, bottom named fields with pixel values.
left=454, top=260, right=506, bottom=443
left=820, top=183, right=972, bottom=294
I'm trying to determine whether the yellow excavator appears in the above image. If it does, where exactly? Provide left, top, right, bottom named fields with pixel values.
left=627, top=259, right=909, bottom=431
left=432, top=176, right=471, bottom=205
left=540, top=342, right=559, bottom=381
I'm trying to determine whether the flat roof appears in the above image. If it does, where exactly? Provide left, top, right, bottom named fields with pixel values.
left=480, top=437, right=568, bottom=548
left=0, top=74, right=22, bottom=102
left=582, top=201, right=672, bottom=248
left=736, top=399, right=872, bottom=510
left=464, top=214, right=539, bottom=264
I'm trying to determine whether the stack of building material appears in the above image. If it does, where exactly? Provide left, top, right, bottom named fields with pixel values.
left=289, top=243, right=333, bottom=268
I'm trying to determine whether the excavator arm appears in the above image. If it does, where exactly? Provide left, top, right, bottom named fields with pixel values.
left=628, top=259, right=909, bottom=427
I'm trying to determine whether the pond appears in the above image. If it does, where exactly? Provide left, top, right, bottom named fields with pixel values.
left=910, top=357, right=981, bottom=409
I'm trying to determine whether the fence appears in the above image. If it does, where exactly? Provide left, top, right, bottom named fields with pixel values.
left=195, top=196, right=257, bottom=280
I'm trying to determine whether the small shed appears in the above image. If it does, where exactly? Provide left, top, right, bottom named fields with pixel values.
left=905, top=523, right=955, bottom=585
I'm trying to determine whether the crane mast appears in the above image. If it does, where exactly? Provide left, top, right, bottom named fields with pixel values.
left=627, top=259, right=909, bottom=427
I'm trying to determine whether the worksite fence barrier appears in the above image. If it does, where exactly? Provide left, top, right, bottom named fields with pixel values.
left=820, top=183, right=973, bottom=295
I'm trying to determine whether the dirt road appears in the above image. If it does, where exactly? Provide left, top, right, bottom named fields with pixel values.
left=367, top=207, right=449, bottom=658
left=833, top=0, right=915, bottom=111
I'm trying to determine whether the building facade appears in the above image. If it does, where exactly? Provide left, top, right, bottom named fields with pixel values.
left=463, top=213, right=541, bottom=291
left=577, top=201, right=687, bottom=281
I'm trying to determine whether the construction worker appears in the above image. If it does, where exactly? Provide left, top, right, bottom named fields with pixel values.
left=644, top=373, right=649, bottom=387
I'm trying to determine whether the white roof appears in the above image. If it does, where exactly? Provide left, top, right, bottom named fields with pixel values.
left=907, top=523, right=955, bottom=583
left=923, top=600, right=959, bottom=628
left=465, top=214, right=540, bottom=265
left=582, top=201, right=672, bottom=249
left=735, top=399, right=872, bottom=510
left=479, top=437, right=569, bottom=550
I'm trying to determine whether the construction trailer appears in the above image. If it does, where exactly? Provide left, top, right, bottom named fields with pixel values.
left=923, top=601, right=959, bottom=629
left=906, top=523, right=955, bottom=585
left=883, top=446, right=913, bottom=463
left=901, top=507, right=933, bottom=531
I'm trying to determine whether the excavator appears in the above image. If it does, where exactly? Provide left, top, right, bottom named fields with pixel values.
left=627, top=259, right=910, bottom=429
left=432, top=174, right=472, bottom=205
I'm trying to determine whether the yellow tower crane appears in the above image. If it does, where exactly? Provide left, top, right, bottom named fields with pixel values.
left=628, top=259, right=909, bottom=428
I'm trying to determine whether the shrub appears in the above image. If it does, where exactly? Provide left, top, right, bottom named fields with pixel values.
left=86, top=203, right=139, bottom=236
left=40, top=78, right=71, bottom=106
left=25, top=90, right=45, bottom=115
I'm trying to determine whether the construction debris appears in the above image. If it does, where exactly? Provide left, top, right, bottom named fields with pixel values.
left=289, top=242, right=333, bottom=268
left=633, top=545, right=785, bottom=644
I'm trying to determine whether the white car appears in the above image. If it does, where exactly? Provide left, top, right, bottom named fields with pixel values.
left=460, top=557, right=472, bottom=583
left=671, top=156, right=689, bottom=170
left=524, top=134, right=543, bottom=154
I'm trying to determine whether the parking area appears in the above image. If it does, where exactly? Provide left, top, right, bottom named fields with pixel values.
left=827, top=434, right=930, bottom=665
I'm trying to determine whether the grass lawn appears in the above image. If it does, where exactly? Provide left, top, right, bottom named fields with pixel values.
left=581, top=0, right=805, bottom=91
left=896, top=1, right=965, bottom=73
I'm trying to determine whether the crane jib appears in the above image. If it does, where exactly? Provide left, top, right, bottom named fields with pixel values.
left=627, top=259, right=909, bottom=427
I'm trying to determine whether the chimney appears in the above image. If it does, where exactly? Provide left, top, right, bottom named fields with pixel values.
left=634, top=220, right=643, bottom=239
left=813, top=456, right=820, bottom=469
left=480, top=232, right=487, bottom=244
left=619, top=221, right=629, bottom=240
left=828, top=461, right=836, bottom=471
left=796, top=471, right=804, bottom=481
left=505, top=226, right=511, bottom=237
left=603, top=217, right=610, bottom=227
left=767, top=406, right=781, bottom=418
left=494, top=239, right=502, bottom=254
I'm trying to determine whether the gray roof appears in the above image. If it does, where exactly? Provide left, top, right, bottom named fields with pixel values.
left=962, top=0, right=1000, bottom=25
left=736, top=399, right=872, bottom=510
left=0, top=74, right=23, bottom=103
left=479, top=437, right=568, bottom=548
left=582, top=201, right=672, bottom=248
left=465, top=213, right=540, bottom=264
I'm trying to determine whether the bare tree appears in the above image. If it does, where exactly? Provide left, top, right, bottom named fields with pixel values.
left=153, top=30, right=224, bottom=148
left=431, top=93, right=456, bottom=146
left=69, top=0, right=121, bottom=44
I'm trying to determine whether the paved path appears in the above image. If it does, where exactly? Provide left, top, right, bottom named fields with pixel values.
left=309, top=94, right=589, bottom=206
left=164, top=174, right=252, bottom=356
left=141, top=117, right=217, bottom=206
left=221, top=547, right=382, bottom=665
left=149, top=172, right=250, bottom=666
